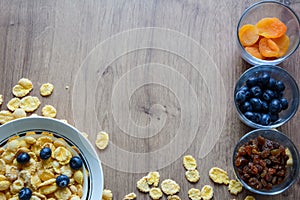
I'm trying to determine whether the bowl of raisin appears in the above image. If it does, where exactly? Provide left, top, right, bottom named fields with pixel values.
left=234, top=65, right=299, bottom=129
left=233, top=129, right=300, bottom=195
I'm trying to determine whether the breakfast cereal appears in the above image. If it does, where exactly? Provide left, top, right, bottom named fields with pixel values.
left=147, top=171, right=160, bottom=187
left=228, top=180, right=243, bottom=195
left=185, top=169, right=200, bottom=183
left=95, top=131, right=109, bottom=150
left=102, top=189, right=113, bottom=200
left=12, top=108, right=27, bottom=119
left=244, top=195, right=255, bottom=200
left=167, top=195, right=181, bottom=200
left=42, top=105, right=57, bottom=118
left=0, top=95, right=3, bottom=106
left=161, top=179, right=180, bottom=195
left=183, top=155, right=197, bottom=170
left=208, top=167, right=229, bottom=185
left=7, top=97, right=20, bottom=112
left=0, top=110, right=13, bottom=124
left=200, top=185, right=213, bottom=200
left=136, top=176, right=150, bottom=193
left=20, top=96, right=41, bottom=112
left=40, top=83, right=54, bottom=97
left=188, top=188, right=201, bottom=200
left=12, top=78, right=33, bottom=98
left=149, top=187, right=163, bottom=199
left=123, top=192, right=136, bottom=200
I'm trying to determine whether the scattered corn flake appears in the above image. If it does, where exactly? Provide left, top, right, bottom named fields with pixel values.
left=228, top=180, right=243, bottom=195
left=285, top=148, right=293, bottom=166
left=185, top=169, right=200, bottom=183
left=95, top=131, right=109, bottom=150
left=123, top=192, right=136, bottom=200
left=18, top=78, right=33, bottom=90
left=244, top=195, right=255, bottom=200
left=188, top=188, right=201, bottom=200
left=40, top=83, right=54, bottom=96
left=42, top=105, right=57, bottom=118
left=80, top=132, right=88, bottom=138
left=136, top=176, right=150, bottom=193
left=161, top=179, right=180, bottom=195
left=147, top=171, right=160, bottom=187
left=183, top=155, right=197, bottom=170
left=6, top=98, right=20, bottom=111
left=20, top=96, right=41, bottom=112
left=167, top=195, right=181, bottom=200
left=149, top=187, right=163, bottom=200
left=200, top=185, right=213, bottom=200
left=12, top=84, right=31, bottom=97
left=12, top=108, right=27, bottom=119
left=0, top=110, right=14, bottom=124
left=0, top=95, right=3, bottom=106
left=208, top=167, right=229, bottom=185
left=102, top=189, right=113, bottom=200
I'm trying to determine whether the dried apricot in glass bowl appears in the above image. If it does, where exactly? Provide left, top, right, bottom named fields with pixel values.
left=232, top=129, right=300, bottom=195
left=237, top=1, right=300, bottom=65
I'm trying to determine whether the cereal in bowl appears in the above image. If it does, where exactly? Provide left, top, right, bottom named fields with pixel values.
left=0, top=132, right=86, bottom=199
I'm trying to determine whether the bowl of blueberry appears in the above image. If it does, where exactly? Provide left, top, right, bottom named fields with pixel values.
left=0, top=116, right=103, bottom=200
left=234, top=65, right=299, bottom=129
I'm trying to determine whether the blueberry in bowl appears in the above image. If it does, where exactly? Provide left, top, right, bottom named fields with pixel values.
left=234, top=65, right=299, bottom=129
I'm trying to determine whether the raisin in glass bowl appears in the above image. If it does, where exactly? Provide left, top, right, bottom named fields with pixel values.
left=232, top=129, right=300, bottom=195
left=234, top=65, right=299, bottom=129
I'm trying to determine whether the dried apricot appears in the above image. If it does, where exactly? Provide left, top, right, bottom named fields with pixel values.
left=245, top=45, right=264, bottom=60
left=239, top=24, right=259, bottom=47
left=272, top=34, right=290, bottom=57
left=259, top=38, right=280, bottom=57
left=256, top=17, right=287, bottom=38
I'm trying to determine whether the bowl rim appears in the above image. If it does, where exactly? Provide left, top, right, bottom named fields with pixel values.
left=236, top=0, right=300, bottom=65
left=0, top=116, right=104, bottom=199
left=232, top=128, right=300, bottom=195
left=234, top=65, right=300, bottom=129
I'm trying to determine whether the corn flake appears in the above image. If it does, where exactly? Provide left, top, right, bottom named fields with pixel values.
left=167, top=195, right=181, bottom=200
left=136, top=176, right=150, bottom=193
left=12, top=85, right=31, bottom=98
left=188, top=188, right=201, bottom=200
left=285, top=148, right=293, bottom=166
left=161, top=179, right=180, bottom=195
left=147, top=171, right=160, bottom=187
left=185, top=169, right=200, bottom=183
left=0, top=180, right=10, bottom=191
left=228, top=180, right=243, bottom=195
left=18, top=78, right=33, bottom=90
left=200, top=185, right=213, bottom=200
left=183, top=155, right=197, bottom=170
left=208, top=167, right=229, bottom=185
left=102, top=189, right=113, bottom=200
left=0, top=95, right=3, bottom=106
left=6, top=98, right=20, bottom=112
left=53, top=146, right=72, bottom=165
left=0, top=110, right=14, bottom=124
left=95, top=131, right=109, bottom=150
left=20, top=96, right=41, bottom=112
left=54, top=187, right=72, bottom=200
left=40, top=83, right=54, bottom=96
left=149, top=187, right=163, bottom=200
left=123, top=192, right=136, bottom=200
left=244, top=195, right=255, bottom=200
left=12, top=108, right=27, bottom=119
left=42, top=105, right=57, bottom=118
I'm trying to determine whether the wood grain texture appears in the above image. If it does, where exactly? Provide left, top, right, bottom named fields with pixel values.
left=0, top=0, right=299, bottom=199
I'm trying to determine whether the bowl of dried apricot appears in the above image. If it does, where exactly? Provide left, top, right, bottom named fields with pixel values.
left=237, top=0, right=300, bottom=65
left=0, top=117, right=103, bottom=200
left=233, top=129, right=300, bottom=195
left=234, top=65, right=299, bottom=129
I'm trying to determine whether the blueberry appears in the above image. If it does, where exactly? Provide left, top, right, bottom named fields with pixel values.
left=267, top=77, right=276, bottom=89
left=261, top=101, right=269, bottom=113
left=69, top=156, right=83, bottom=170
left=279, top=97, right=289, bottom=110
left=260, top=114, right=271, bottom=125
left=239, top=86, right=249, bottom=92
left=246, top=77, right=258, bottom=88
left=253, top=112, right=262, bottom=124
left=240, top=101, right=253, bottom=113
left=250, top=86, right=262, bottom=98
left=235, top=90, right=247, bottom=104
left=275, top=81, right=285, bottom=92
left=250, top=98, right=262, bottom=112
left=270, top=113, right=279, bottom=122
left=262, top=90, right=275, bottom=102
left=17, top=152, right=30, bottom=164
left=259, top=72, right=270, bottom=87
left=56, top=175, right=70, bottom=188
left=40, top=147, right=52, bottom=160
left=238, top=86, right=251, bottom=99
left=274, top=91, right=283, bottom=98
left=244, top=111, right=256, bottom=122
left=269, top=99, right=282, bottom=114
left=18, top=187, right=32, bottom=200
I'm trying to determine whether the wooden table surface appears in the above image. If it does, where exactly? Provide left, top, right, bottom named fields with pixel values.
left=1, top=0, right=300, bottom=199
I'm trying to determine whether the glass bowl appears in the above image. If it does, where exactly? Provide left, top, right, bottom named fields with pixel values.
left=232, top=129, right=300, bottom=195
left=237, top=0, right=300, bottom=65
left=234, top=65, right=299, bottom=129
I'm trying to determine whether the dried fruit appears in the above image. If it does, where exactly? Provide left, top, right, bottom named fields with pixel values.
left=238, top=24, right=259, bottom=46
left=256, top=17, right=286, bottom=38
